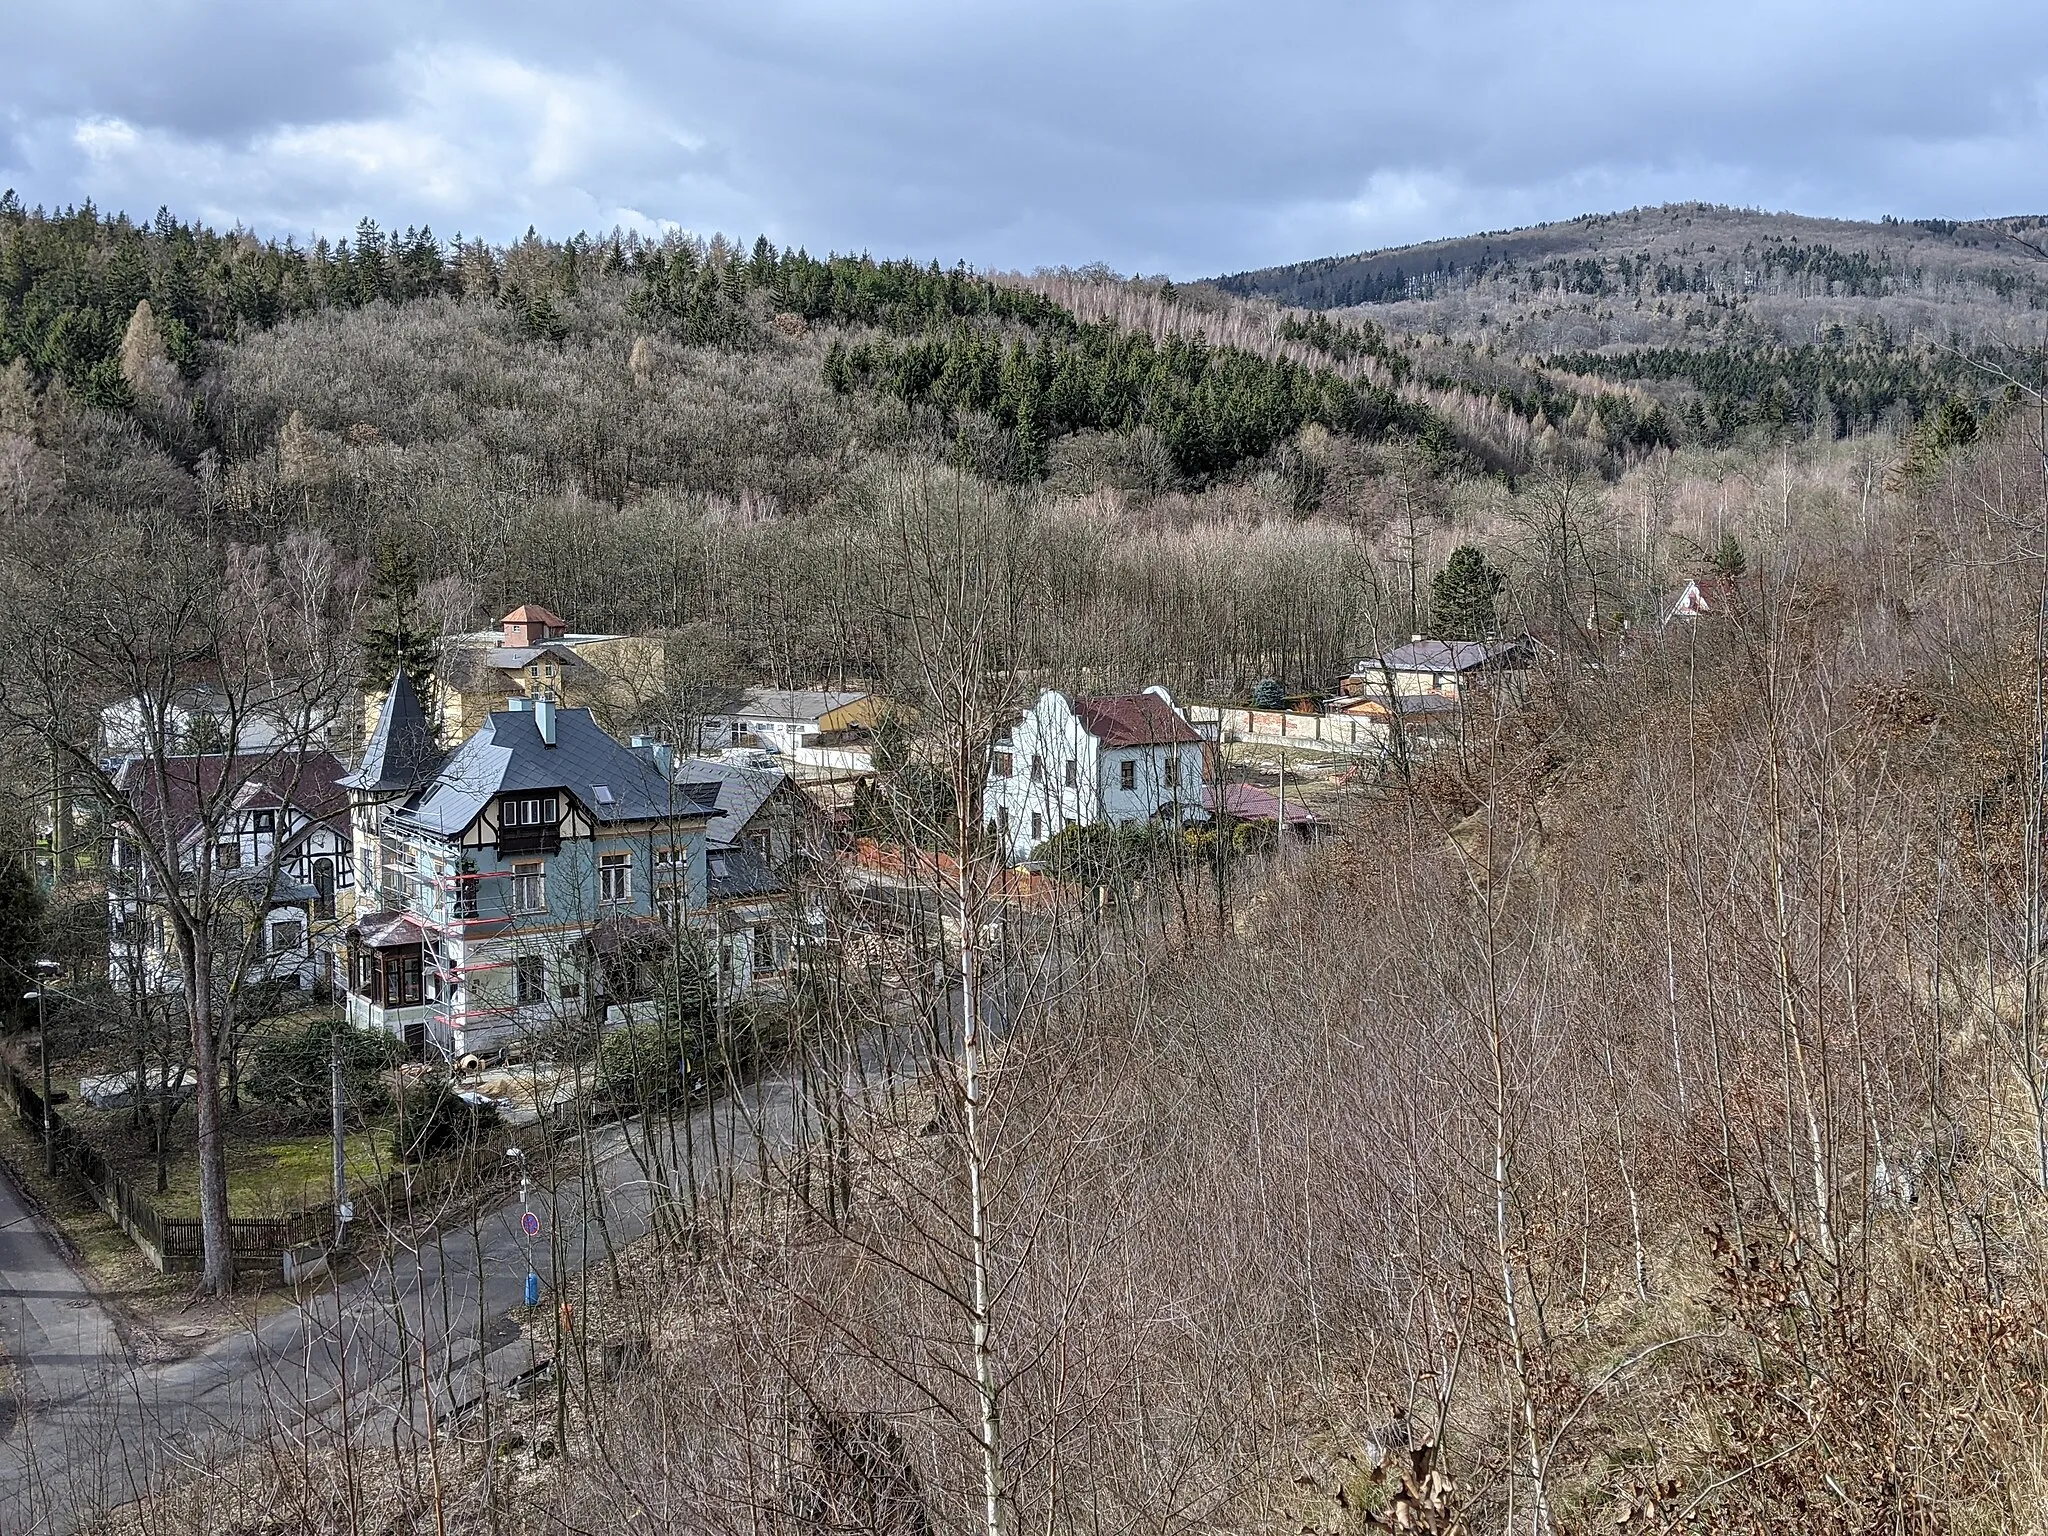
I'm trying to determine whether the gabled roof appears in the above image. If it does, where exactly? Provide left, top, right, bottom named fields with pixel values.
left=677, top=758, right=786, bottom=848
left=1200, top=782, right=1317, bottom=825
left=1361, top=636, right=1532, bottom=675
left=729, top=688, right=868, bottom=724
left=388, top=705, right=717, bottom=840
left=114, top=750, right=348, bottom=850
left=1072, top=692, right=1202, bottom=748
left=503, top=603, right=567, bottom=627
left=342, top=670, right=443, bottom=793
left=485, top=643, right=595, bottom=672
left=1664, top=577, right=1734, bottom=623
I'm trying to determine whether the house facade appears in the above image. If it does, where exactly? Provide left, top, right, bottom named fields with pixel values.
left=1342, top=635, right=1535, bottom=702
left=364, top=603, right=672, bottom=747
left=107, top=751, right=353, bottom=996
left=680, top=758, right=824, bottom=997
left=341, top=676, right=717, bottom=1061
left=984, top=688, right=1205, bottom=861
left=696, top=689, right=882, bottom=757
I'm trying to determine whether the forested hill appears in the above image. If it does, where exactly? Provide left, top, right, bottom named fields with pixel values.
left=1213, top=204, right=2048, bottom=335
left=1205, top=204, right=2048, bottom=445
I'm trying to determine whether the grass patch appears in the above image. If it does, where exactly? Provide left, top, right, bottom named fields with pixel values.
left=147, top=1125, right=398, bottom=1220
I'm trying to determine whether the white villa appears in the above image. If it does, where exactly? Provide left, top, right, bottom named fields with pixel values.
left=984, top=688, right=1206, bottom=862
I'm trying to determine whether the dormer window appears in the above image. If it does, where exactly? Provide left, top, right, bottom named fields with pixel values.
left=252, top=809, right=276, bottom=835
left=502, top=795, right=559, bottom=827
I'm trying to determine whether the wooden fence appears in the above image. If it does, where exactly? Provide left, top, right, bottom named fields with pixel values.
left=0, top=1058, right=515, bottom=1275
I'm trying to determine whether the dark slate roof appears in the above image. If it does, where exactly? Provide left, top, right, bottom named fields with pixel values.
left=677, top=758, right=784, bottom=848
left=709, top=843, right=783, bottom=902
left=1072, top=692, right=1202, bottom=748
left=114, top=750, right=349, bottom=849
left=341, top=671, right=443, bottom=792
left=1362, top=637, right=1532, bottom=675
left=388, top=704, right=717, bottom=840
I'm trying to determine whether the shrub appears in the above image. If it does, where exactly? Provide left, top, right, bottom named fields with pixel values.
left=394, top=1075, right=499, bottom=1163
left=248, top=1016, right=401, bottom=1117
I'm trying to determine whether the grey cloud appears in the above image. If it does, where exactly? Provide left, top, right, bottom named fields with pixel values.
left=3, top=0, right=2046, bottom=275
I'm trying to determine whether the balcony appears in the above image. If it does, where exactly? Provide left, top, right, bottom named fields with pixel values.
left=497, top=826, right=562, bottom=856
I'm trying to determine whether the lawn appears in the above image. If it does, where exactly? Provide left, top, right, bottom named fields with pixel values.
left=147, top=1124, right=399, bottom=1221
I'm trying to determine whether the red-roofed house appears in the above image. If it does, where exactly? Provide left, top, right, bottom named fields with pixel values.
left=985, top=687, right=1205, bottom=860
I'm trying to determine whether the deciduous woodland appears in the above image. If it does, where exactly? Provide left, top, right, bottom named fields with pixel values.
left=5, top=196, right=2048, bottom=1532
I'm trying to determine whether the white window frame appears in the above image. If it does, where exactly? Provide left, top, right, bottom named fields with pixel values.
left=600, top=851, right=633, bottom=905
left=512, top=860, right=546, bottom=913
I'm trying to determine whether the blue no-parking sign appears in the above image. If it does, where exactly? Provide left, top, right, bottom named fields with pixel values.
left=522, top=1210, right=540, bottom=1238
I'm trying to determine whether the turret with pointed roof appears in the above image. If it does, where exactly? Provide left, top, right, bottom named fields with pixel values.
left=342, top=669, right=443, bottom=793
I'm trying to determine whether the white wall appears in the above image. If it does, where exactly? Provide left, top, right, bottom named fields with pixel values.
left=984, top=691, right=1205, bottom=861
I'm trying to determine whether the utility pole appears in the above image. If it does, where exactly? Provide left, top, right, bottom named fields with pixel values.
left=330, top=1021, right=350, bottom=1245
left=1276, top=749, right=1287, bottom=863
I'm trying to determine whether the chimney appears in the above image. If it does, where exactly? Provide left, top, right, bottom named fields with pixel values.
left=654, top=742, right=674, bottom=779
left=534, top=696, right=557, bottom=747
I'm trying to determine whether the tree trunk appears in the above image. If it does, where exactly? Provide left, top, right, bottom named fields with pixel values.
left=181, top=921, right=235, bottom=1293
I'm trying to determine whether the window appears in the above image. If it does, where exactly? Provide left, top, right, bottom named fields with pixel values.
left=992, top=750, right=1013, bottom=778
left=752, top=926, right=780, bottom=972
left=1064, top=757, right=1077, bottom=789
left=312, top=857, right=337, bottom=920
left=1031, top=811, right=1044, bottom=842
left=600, top=852, right=633, bottom=904
left=656, top=846, right=689, bottom=920
left=1030, top=755, right=1045, bottom=783
left=269, top=918, right=304, bottom=955
left=1163, top=754, right=1181, bottom=790
left=385, top=952, right=423, bottom=1006
left=512, top=861, right=546, bottom=913
left=216, top=838, right=242, bottom=871
left=252, top=809, right=276, bottom=836
left=501, top=795, right=559, bottom=827
left=1119, top=759, right=1137, bottom=792
left=515, top=954, right=546, bottom=1006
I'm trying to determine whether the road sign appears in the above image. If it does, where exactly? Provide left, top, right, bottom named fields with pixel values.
left=522, top=1210, right=540, bottom=1238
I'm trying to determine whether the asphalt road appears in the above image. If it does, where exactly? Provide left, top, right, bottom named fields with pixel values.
left=0, top=1020, right=932, bottom=1535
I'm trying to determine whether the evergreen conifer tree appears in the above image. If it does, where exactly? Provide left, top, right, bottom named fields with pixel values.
left=1430, top=545, right=1507, bottom=639
left=365, top=540, right=438, bottom=685
left=1712, top=531, right=1747, bottom=580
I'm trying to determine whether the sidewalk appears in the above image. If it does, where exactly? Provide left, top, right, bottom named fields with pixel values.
left=0, top=1159, right=127, bottom=1415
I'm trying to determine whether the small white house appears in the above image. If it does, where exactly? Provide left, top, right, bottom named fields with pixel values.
left=101, top=681, right=341, bottom=755
left=695, top=690, right=879, bottom=757
left=984, top=688, right=1205, bottom=861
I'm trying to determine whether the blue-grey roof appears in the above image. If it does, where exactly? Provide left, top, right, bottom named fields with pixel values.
left=677, top=757, right=785, bottom=848
left=1360, top=637, right=1531, bottom=675
left=388, top=704, right=716, bottom=839
left=341, top=670, right=443, bottom=793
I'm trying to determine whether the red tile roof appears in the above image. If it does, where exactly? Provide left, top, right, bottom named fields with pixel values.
left=502, top=603, right=567, bottom=627
left=1072, top=693, right=1202, bottom=748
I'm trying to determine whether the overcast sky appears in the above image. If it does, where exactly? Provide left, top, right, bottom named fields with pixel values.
left=5, top=0, right=2047, bottom=276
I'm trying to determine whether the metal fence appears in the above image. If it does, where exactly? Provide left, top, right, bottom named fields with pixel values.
left=0, top=1057, right=507, bottom=1274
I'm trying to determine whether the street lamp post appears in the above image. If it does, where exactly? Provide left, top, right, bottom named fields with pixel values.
left=25, top=958, right=62, bottom=1175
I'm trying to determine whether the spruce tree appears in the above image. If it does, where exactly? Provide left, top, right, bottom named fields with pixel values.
left=1430, top=545, right=1506, bottom=639
left=1712, top=531, right=1747, bottom=580
left=365, top=540, right=438, bottom=685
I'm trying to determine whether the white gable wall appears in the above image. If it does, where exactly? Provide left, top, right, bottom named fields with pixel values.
left=984, top=691, right=1204, bottom=861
